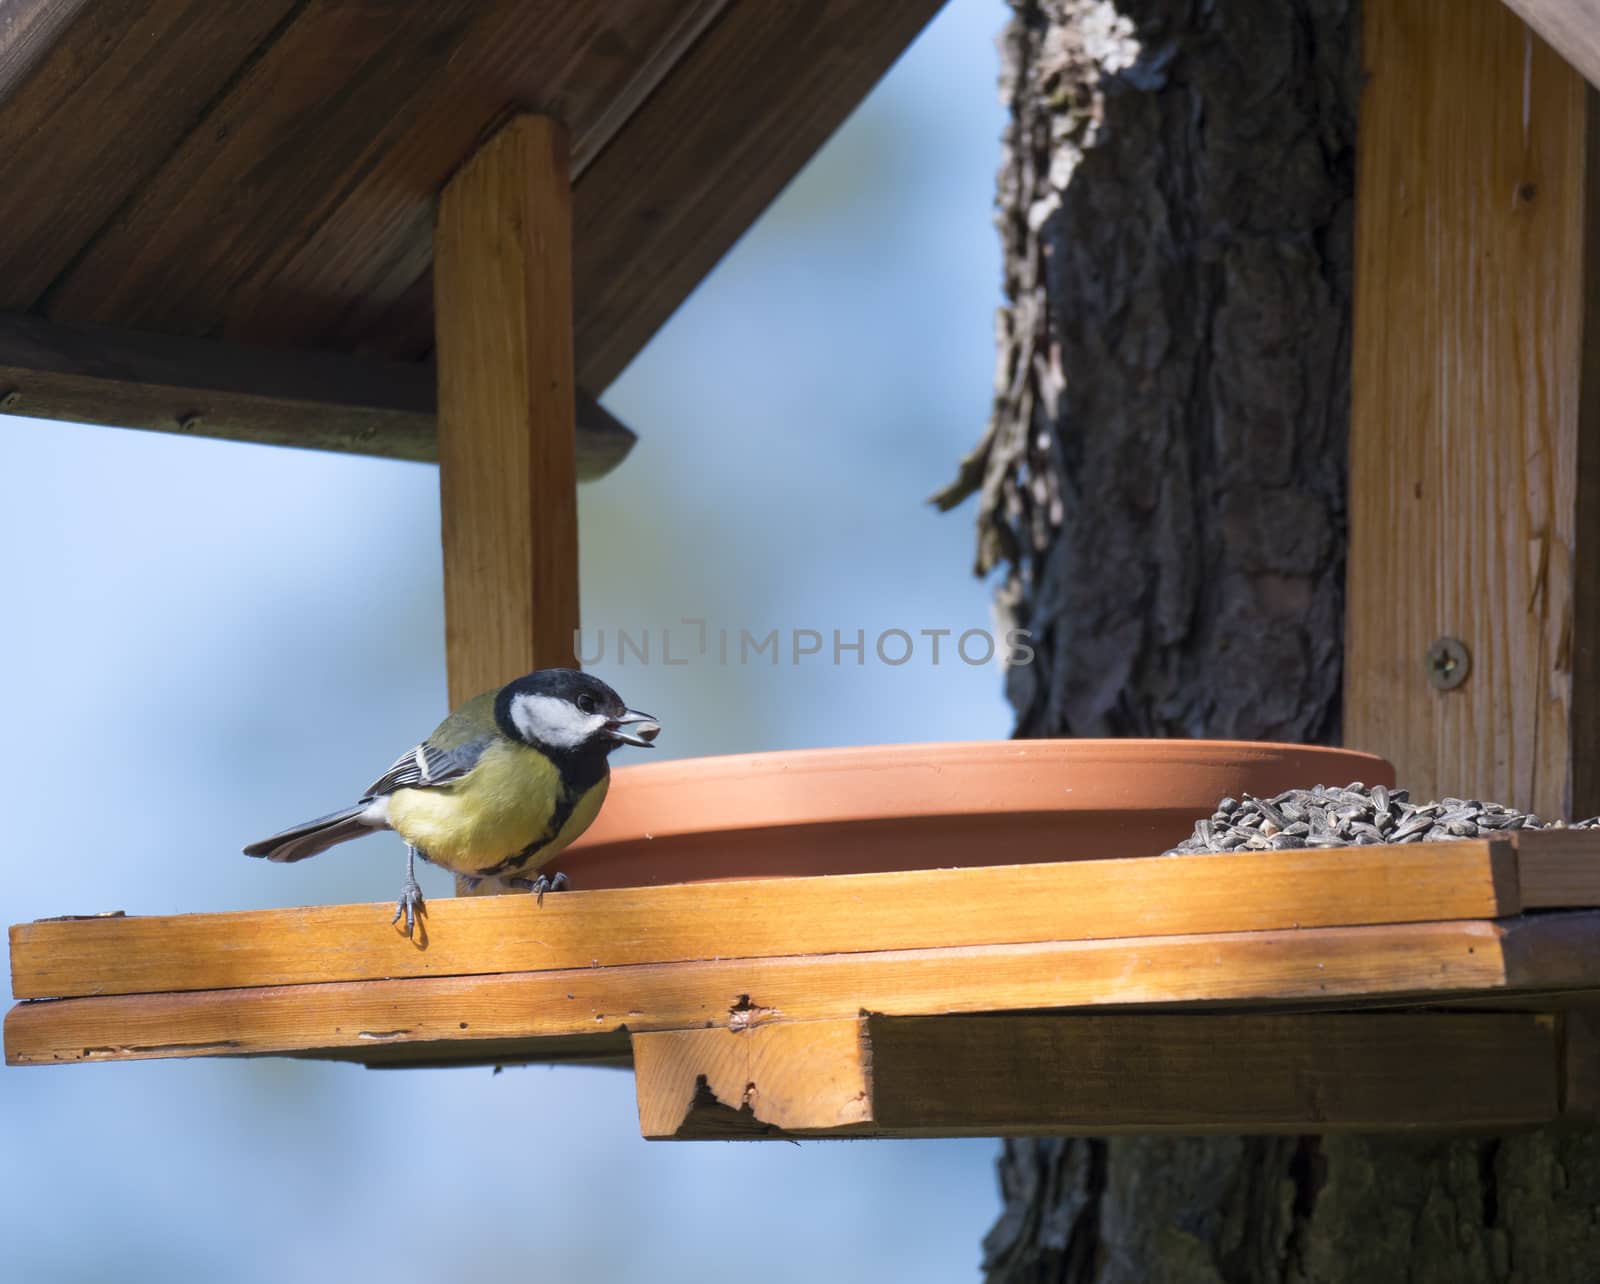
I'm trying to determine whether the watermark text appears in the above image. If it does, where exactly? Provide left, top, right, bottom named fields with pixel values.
left=573, top=620, right=1034, bottom=668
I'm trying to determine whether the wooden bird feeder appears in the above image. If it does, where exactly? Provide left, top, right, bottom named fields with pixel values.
left=8, top=0, right=1600, bottom=1140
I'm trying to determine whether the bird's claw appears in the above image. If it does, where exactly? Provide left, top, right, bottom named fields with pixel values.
left=392, top=875, right=426, bottom=938
left=509, top=871, right=569, bottom=906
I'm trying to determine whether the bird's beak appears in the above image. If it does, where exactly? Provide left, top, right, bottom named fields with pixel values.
left=604, top=709, right=660, bottom=747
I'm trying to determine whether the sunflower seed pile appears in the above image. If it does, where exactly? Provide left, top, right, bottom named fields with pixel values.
left=1164, top=783, right=1600, bottom=856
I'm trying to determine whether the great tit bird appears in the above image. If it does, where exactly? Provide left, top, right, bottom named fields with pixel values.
left=244, top=669, right=659, bottom=935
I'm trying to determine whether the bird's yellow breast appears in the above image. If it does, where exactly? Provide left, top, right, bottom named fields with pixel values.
left=383, top=740, right=608, bottom=877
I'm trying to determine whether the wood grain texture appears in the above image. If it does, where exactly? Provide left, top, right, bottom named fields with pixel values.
left=435, top=115, right=580, bottom=710
left=0, top=313, right=633, bottom=478
left=250, top=0, right=727, bottom=357
left=1572, top=69, right=1600, bottom=819
left=862, top=1012, right=1561, bottom=1137
left=1346, top=0, right=1600, bottom=818
left=571, top=0, right=947, bottom=389
left=11, top=914, right=1599, bottom=1067
left=39, top=0, right=724, bottom=351
left=1561, top=1006, right=1600, bottom=1117
left=634, top=1019, right=872, bottom=1138
left=1502, top=0, right=1600, bottom=92
left=0, top=0, right=90, bottom=67
left=8, top=842, right=1528, bottom=1001
left=0, top=0, right=934, bottom=386
left=1515, top=828, right=1600, bottom=905
left=639, top=1012, right=1564, bottom=1139
left=0, top=0, right=299, bottom=312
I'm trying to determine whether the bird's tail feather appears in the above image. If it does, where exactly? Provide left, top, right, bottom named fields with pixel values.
left=243, top=805, right=375, bottom=863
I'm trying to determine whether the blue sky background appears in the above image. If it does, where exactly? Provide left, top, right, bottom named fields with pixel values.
left=0, top=2, right=1013, bottom=1278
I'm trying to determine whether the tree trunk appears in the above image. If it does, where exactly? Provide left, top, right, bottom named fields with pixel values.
left=943, top=2, right=1600, bottom=1279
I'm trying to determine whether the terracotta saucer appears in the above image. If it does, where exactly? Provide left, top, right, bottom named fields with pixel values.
left=560, top=740, right=1396, bottom=889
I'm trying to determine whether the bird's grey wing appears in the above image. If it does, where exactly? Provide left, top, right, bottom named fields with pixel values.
left=362, top=737, right=491, bottom=798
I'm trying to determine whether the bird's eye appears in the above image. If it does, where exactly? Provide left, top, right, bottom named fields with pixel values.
left=577, top=694, right=597, bottom=714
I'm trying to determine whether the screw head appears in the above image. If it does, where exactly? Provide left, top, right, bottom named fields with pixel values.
left=1425, top=637, right=1471, bottom=690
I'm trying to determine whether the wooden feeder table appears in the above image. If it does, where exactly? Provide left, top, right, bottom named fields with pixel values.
left=7, top=0, right=1600, bottom=1143
left=10, top=828, right=1600, bottom=1137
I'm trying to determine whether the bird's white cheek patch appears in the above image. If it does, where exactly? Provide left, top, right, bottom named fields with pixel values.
left=511, top=694, right=607, bottom=749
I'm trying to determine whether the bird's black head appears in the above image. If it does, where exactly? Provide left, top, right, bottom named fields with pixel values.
left=493, top=669, right=660, bottom=760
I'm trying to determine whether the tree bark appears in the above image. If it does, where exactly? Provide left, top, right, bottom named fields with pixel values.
left=945, top=1, right=1600, bottom=1280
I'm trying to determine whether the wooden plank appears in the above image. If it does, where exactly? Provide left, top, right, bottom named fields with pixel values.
left=1346, top=0, right=1600, bottom=819
left=8, top=843, right=1521, bottom=1001
left=312, top=0, right=727, bottom=361
left=570, top=0, right=947, bottom=389
left=0, top=0, right=88, bottom=66
left=1573, top=71, right=1600, bottom=818
left=1561, top=1006, right=1600, bottom=1117
left=0, top=313, right=634, bottom=479
left=12, top=915, right=1597, bottom=1067
left=1501, top=0, right=1600, bottom=92
left=869, top=1012, right=1557, bottom=1137
left=1514, top=828, right=1600, bottom=906
left=0, top=0, right=299, bottom=312
left=39, top=0, right=724, bottom=350
left=637, top=1012, right=1561, bottom=1139
left=358, top=1034, right=634, bottom=1072
left=434, top=114, right=580, bottom=709
left=634, top=1019, right=872, bottom=1139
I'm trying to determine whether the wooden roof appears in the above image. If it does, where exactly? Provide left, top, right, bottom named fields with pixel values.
left=0, top=0, right=943, bottom=464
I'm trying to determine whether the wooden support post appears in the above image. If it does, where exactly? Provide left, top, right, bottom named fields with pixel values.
left=1346, top=0, right=1600, bottom=818
left=434, top=115, right=580, bottom=894
left=632, top=1012, right=1565, bottom=1139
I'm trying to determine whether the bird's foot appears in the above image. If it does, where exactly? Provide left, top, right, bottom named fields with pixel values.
left=392, top=875, right=427, bottom=938
left=508, top=871, right=569, bottom=906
